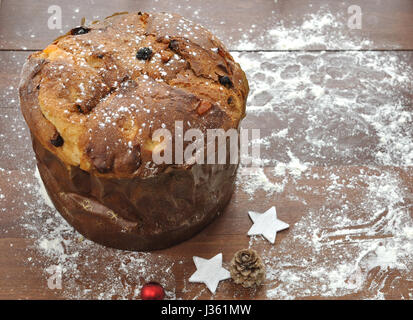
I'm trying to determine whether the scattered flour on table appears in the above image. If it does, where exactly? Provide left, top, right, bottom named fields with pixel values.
left=235, top=49, right=413, bottom=166
left=237, top=151, right=308, bottom=198
left=235, top=49, right=412, bottom=199
left=232, top=49, right=413, bottom=299
left=233, top=6, right=374, bottom=50
left=265, top=170, right=413, bottom=299
left=12, top=167, right=177, bottom=300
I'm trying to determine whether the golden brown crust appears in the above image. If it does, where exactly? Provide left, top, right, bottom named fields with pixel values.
left=19, top=12, right=249, bottom=178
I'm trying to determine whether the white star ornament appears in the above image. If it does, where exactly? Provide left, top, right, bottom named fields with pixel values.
left=248, top=206, right=289, bottom=244
left=188, top=253, right=230, bottom=294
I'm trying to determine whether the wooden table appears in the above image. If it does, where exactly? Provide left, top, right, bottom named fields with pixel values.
left=0, top=0, right=412, bottom=300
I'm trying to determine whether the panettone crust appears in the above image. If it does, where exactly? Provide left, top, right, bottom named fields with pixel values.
left=19, top=12, right=249, bottom=251
left=19, top=12, right=249, bottom=179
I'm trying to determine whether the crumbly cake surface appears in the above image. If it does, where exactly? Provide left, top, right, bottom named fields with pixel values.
left=20, top=12, right=249, bottom=178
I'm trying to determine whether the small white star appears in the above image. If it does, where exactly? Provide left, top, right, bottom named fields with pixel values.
left=248, top=206, right=289, bottom=244
left=188, top=253, right=230, bottom=294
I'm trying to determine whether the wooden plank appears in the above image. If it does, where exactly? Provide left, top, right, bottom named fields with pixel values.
left=1, top=0, right=413, bottom=51
left=0, top=165, right=412, bottom=299
left=0, top=51, right=31, bottom=109
left=0, top=108, right=35, bottom=171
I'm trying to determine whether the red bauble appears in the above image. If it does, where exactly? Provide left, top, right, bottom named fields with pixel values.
left=140, top=282, right=165, bottom=300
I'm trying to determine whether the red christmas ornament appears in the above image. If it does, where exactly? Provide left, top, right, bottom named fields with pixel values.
left=140, top=282, right=165, bottom=300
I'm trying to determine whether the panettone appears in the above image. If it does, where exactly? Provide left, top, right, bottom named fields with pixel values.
left=19, top=12, right=249, bottom=251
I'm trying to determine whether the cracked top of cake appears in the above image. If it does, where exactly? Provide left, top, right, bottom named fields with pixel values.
left=19, top=12, right=249, bottom=178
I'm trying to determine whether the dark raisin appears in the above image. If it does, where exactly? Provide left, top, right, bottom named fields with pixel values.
left=76, top=105, right=84, bottom=113
left=227, top=96, right=233, bottom=104
left=51, top=134, right=64, bottom=147
left=136, top=47, right=153, bottom=60
left=168, top=40, right=179, bottom=51
left=97, top=54, right=104, bottom=59
left=36, top=84, right=40, bottom=90
left=71, top=26, right=90, bottom=35
left=218, top=75, right=233, bottom=88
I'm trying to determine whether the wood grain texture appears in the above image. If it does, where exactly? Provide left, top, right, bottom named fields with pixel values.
left=0, top=165, right=412, bottom=299
left=1, top=0, right=413, bottom=51
left=1, top=0, right=413, bottom=300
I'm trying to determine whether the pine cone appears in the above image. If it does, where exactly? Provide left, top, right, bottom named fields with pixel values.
left=230, top=249, right=265, bottom=288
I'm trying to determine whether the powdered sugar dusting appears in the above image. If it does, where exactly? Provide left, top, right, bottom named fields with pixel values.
left=233, top=7, right=374, bottom=50
left=6, top=166, right=177, bottom=299
left=234, top=48, right=413, bottom=298
left=236, top=49, right=412, bottom=203
left=235, top=50, right=412, bottom=167
left=264, top=169, right=413, bottom=299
